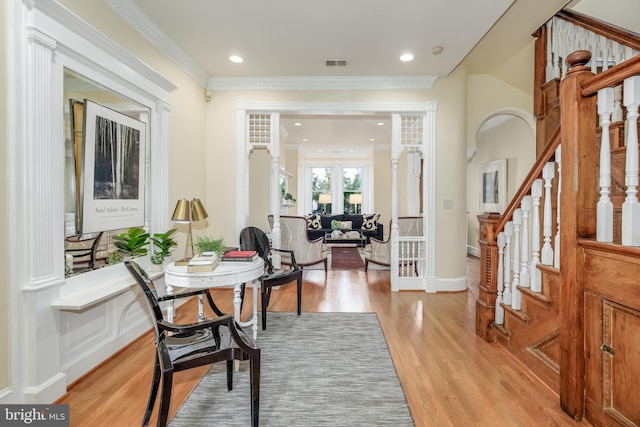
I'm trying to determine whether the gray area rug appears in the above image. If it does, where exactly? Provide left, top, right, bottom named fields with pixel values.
left=170, top=312, right=414, bottom=426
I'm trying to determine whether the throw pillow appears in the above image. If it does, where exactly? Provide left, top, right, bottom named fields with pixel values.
left=361, top=213, right=380, bottom=230
left=305, top=214, right=322, bottom=230
left=339, top=221, right=353, bottom=230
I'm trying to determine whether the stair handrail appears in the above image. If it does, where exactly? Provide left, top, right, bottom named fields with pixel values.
left=557, top=9, right=640, bottom=52
left=495, top=127, right=561, bottom=235
left=581, top=54, right=640, bottom=96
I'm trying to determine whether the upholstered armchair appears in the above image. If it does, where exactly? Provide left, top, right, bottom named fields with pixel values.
left=270, top=215, right=327, bottom=271
left=364, top=234, right=391, bottom=270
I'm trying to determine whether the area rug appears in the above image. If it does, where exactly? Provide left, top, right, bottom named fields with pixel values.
left=169, top=312, right=414, bottom=426
left=330, top=246, right=365, bottom=270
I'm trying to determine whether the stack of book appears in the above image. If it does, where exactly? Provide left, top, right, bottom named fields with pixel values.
left=187, top=252, right=219, bottom=272
left=222, top=250, right=259, bottom=262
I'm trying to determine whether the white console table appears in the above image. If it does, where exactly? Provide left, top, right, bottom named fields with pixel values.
left=163, top=258, right=264, bottom=339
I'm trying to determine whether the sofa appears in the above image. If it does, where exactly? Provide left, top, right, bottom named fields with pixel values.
left=304, top=213, right=383, bottom=243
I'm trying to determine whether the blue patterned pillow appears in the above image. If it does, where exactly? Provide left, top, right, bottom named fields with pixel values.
left=305, top=214, right=322, bottom=230
left=361, top=213, right=380, bottom=230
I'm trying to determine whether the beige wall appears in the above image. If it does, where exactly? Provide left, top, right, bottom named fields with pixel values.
left=1, top=0, right=10, bottom=394
left=58, top=0, right=209, bottom=255
left=374, top=149, right=392, bottom=235
left=467, top=116, right=535, bottom=251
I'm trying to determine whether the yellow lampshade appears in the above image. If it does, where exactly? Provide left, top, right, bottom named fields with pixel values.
left=171, top=199, right=191, bottom=223
left=319, top=194, right=331, bottom=204
left=191, top=198, right=209, bottom=221
left=349, top=194, right=362, bottom=204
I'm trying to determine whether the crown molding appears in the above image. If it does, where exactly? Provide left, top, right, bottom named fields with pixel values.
left=103, top=0, right=209, bottom=87
left=208, top=75, right=438, bottom=91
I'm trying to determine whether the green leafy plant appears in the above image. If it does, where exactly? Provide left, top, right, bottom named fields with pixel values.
left=151, top=229, right=177, bottom=258
left=331, top=219, right=340, bottom=230
left=107, top=250, right=122, bottom=265
left=112, top=227, right=150, bottom=258
left=283, top=192, right=296, bottom=203
left=150, top=251, right=165, bottom=265
left=194, top=235, right=226, bottom=257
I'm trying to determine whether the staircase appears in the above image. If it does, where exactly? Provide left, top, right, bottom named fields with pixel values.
left=476, top=9, right=640, bottom=427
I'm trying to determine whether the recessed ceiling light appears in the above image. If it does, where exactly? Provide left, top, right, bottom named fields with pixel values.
left=377, top=122, right=384, bottom=126
left=229, top=55, right=244, bottom=63
left=369, top=138, right=376, bottom=142
left=302, top=138, right=309, bottom=142
left=432, top=46, right=444, bottom=55
left=400, top=53, right=414, bottom=62
left=293, top=122, right=302, bottom=126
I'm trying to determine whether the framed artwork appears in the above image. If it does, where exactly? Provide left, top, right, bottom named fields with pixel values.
left=479, top=159, right=507, bottom=213
left=80, top=99, right=146, bottom=233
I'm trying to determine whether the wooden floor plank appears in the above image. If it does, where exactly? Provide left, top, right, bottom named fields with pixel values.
left=58, top=256, right=589, bottom=426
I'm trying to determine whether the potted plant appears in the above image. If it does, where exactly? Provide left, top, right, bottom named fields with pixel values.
left=112, top=227, right=150, bottom=259
left=194, top=235, right=226, bottom=257
left=150, top=229, right=177, bottom=270
left=282, top=192, right=296, bottom=205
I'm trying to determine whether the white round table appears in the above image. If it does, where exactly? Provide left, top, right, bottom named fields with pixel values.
left=163, top=258, right=264, bottom=339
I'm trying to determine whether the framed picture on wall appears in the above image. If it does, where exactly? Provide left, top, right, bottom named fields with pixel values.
left=479, top=159, right=507, bottom=213
left=80, top=99, right=146, bottom=233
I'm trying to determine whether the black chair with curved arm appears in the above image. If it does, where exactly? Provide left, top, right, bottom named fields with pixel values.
left=239, top=226, right=303, bottom=330
left=124, top=260, right=260, bottom=427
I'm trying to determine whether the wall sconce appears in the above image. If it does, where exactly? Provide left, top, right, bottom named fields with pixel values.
left=171, top=198, right=208, bottom=263
left=349, top=193, right=362, bottom=214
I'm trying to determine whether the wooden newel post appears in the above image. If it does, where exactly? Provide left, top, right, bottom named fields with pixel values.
left=476, top=212, right=501, bottom=341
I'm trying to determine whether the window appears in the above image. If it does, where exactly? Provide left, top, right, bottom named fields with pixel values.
left=309, top=166, right=364, bottom=214
left=343, top=167, right=362, bottom=213
left=311, top=167, right=331, bottom=213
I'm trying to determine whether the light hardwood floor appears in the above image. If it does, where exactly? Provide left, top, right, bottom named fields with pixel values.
left=58, top=256, right=590, bottom=426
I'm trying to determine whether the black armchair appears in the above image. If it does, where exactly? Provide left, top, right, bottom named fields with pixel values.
left=125, top=260, right=260, bottom=427
left=239, top=226, right=303, bottom=330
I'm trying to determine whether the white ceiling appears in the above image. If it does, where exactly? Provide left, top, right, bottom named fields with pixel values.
left=103, top=0, right=596, bottom=156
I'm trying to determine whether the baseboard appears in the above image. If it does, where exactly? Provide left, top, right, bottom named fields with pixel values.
left=467, top=245, right=480, bottom=258
left=437, top=276, right=468, bottom=292
left=22, top=373, right=67, bottom=404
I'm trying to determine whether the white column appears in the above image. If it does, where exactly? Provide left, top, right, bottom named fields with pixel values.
left=622, top=76, right=640, bottom=246
left=530, top=180, right=542, bottom=292
left=597, top=87, right=614, bottom=242
left=495, top=232, right=505, bottom=324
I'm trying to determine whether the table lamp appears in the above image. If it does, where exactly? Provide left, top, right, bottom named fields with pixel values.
left=318, top=193, right=331, bottom=213
left=171, top=198, right=209, bottom=263
left=349, top=193, right=362, bottom=214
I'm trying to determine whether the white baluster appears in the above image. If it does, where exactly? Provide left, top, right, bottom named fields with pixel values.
left=503, top=221, right=514, bottom=306
left=495, top=232, right=505, bottom=325
left=512, top=209, right=522, bottom=310
left=541, top=162, right=555, bottom=265
left=520, top=196, right=532, bottom=288
left=597, top=87, right=614, bottom=242
left=622, top=76, right=640, bottom=246
left=530, top=180, right=543, bottom=292
left=560, top=21, right=569, bottom=78
left=613, top=85, right=624, bottom=123
left=546, top=20, right=554, bottom=81
left=552, top=18, right=561, bottom=79
left=590, top=31, right=598, bottom=74
left=554, top=147, right=562, bottom=269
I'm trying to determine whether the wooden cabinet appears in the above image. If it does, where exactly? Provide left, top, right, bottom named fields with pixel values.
left=583, top=243, right=640, bottom=426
